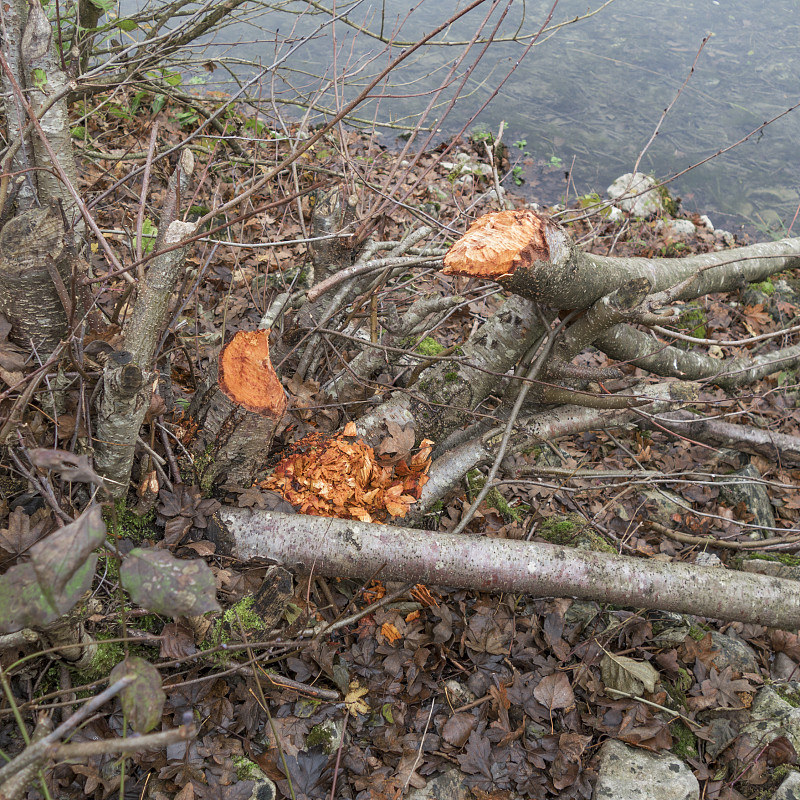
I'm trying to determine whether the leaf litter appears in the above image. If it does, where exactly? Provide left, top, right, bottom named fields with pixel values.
left=1, top=86, right=800, bottom=800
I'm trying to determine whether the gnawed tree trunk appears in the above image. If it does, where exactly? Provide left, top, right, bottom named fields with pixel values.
left=94, top=153, right=196, bottom=497
left=21, top=0, right=81, bottom=232
left=209, top=506, right=800, bottom=631
left=0, top=202, right=71, bottom=355
left=0, top=0, right=37, bottom=212
left=443, top=208, right=800, bottom=308
left=187, top=329, right=287, bottom=489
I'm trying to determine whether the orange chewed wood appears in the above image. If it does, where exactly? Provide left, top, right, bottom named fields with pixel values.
left=218, top=330, right=287, bottom=417
left=442, top=209, right=551, bottom=278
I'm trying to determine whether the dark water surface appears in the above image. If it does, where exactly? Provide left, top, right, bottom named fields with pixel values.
left=163, top=0, right=800, bottom=237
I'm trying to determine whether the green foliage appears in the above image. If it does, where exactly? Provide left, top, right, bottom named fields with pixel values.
left=137, top=217, right=158, bottom=255
left=110, top=655, right=165, bottom=733
left=469, top=124, right=494, bottom=145
left=512, top=165, right=524, bottom=186
left=31, top=68, right=47, bottom=91
left=121, top=548, right=221, bottom=617
left=0, top=506, right=105, bottom=634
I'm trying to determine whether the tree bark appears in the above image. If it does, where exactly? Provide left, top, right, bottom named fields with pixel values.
left=21, top=0, right=82, bottom=232
left=188, top=330, right=286, bottom=489
left=0, top=202, right=71, bottom=354
left=208, top=506, right=800, bottom=631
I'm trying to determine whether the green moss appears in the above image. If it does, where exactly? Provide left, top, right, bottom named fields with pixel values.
left=775, top=685, right=800, bottom=708
left=670, top=721, right=698, bottom=759
left=750, top=279, right=776, bottom=296
left=205, top=596, right=266, bottom=659
left=306, top=720, right=343, bottom=753
left=485, top=488, right=525, bottom=523
left=539, top=515, right=581, bottom=541
left=538, top=514, right=615, bottom=554
left=71, top=634, right=126, bottom=682
left=677, top=304, right=707, bottom=344
left=688, top=624, right=708, bottom=641
left=746, top=552, right=800, bottom=567
left=416, top=337, right=445, bottom=357
left=232, top=756, right=265, bottom=782
left=444, top=371, right=459, bottom=383
left=104, top=500, right=158, bottom=543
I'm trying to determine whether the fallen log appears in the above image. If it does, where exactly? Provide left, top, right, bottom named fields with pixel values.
left=207, top=507, right=800, bottom=631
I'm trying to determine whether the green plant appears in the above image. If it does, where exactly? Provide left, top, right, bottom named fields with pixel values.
left=548, top=155, right=563, bottom=168
left=512, top=165, right=524, bottom=186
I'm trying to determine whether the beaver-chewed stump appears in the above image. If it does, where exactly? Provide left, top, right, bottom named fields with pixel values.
left=187, top=329, right=286, bottom=489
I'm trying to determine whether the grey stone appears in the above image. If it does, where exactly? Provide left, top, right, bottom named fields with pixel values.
left=694, top=552, right=722, bottom=568
left=717, top=464, right=776, bottom=538
left=637, top=488, right=689, bottom=526
left=772, top=770, right=800, bottom=800
left=709, top=631, right=759, bottom=674
left=742, top=686, right=800, bottom=753
left=657, top=218, right=697, bottom=237
left=406, top=768, right=473, bottom=800
left=607, top=173, right=668, bottom=219
left=593, top=739, right=699, bottom=800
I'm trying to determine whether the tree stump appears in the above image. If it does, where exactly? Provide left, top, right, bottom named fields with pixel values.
left=188, top=330, right=286, bottom=489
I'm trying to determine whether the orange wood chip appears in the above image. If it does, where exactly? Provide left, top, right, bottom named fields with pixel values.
left=442, top=208, right=551, bottom=279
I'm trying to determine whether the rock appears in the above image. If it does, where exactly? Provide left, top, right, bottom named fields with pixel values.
left=606, top=173, right=668, bottom=219
left=443, top=679, right=476, bottom=706
left=715, top=229, right=735, bottom=248
left=717, top=464, right=776, bottom=538
left=637, top=488, right=688, bottom=527
left=249, top=778, right=277, bottom=800
left=773, top=770, right=800, bottom=799
left=406, top=767, right=473, bottom=800
left=741, top=557, right=800, bottom=583
left=709, top=631, right=759, bottom=674
left=741, top=686, right=800, bottom=753
left=698, top=214, right=714, bottom=231
left=593, top=739, right=699, bottom=800
left=657, top=218, right=697, bottom=237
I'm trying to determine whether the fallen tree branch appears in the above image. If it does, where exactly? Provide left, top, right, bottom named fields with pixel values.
left=208, top=507, right=800, bottom=630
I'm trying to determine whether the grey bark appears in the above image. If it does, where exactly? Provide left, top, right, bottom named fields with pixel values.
left=123, top=218, right=198, bottom=368
left=209, top=506, right=800, bottom=631
left=503, top=228, right=800, bottom=309
left=187, top=356, right=283, bottom=489
left=0, top=203, right=71, bottom=354
left=0, top=0, right=37, bottom=211
left=93, top=356, right=153, bottom=498
left=21, top=0, right=81, bottom=232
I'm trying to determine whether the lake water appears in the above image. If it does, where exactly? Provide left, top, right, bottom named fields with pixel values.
left=167, top=0, right=800, bottom=238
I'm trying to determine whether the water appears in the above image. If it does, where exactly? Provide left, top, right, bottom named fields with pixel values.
left=154, top=0, right=800, bottom=238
